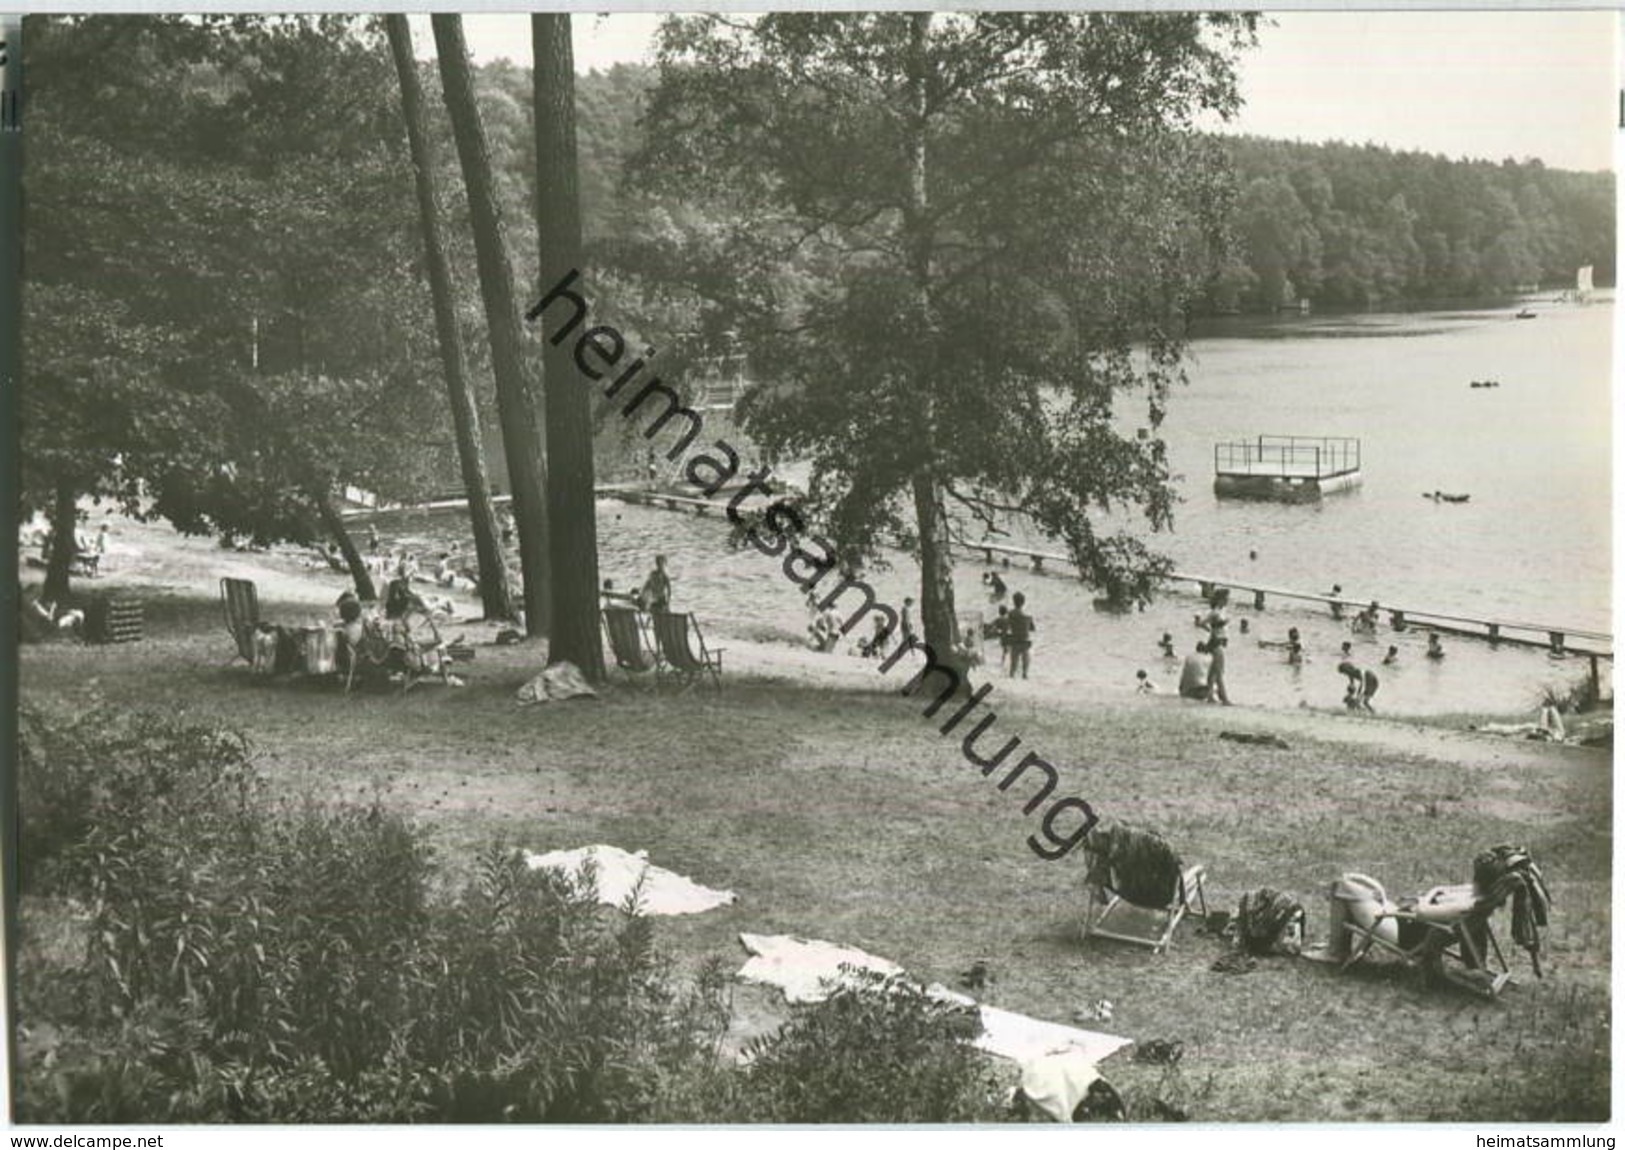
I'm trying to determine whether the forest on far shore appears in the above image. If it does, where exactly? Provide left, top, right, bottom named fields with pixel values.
left=555, top=63, right=1615, bottom=314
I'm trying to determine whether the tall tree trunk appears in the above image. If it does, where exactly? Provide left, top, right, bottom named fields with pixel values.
left=385, top=15, right=514, bottom=623
left=531, top=14, right=605, bottom=680
left=902, top=12, right=961, bottom=667
left=42, top=481, right=76, bottom=603
left=432, top=14, right=551, bottom=637
left=313, top=486, right=376, bottom=602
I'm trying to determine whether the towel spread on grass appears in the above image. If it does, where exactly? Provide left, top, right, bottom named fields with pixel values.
left=735, top=934, right=1131, bottom=1066
left=524, top=844, right=736, bottom=915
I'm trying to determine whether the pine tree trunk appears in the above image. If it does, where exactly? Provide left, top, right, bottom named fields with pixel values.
left=432, top=13, right=551, bottom=637
left=42, top=481, right=76, bottom=603
left=313, top=487, right=376, bottom=602
left=531, top=14, right=605, bottom=681
left=385, top=15, right=515, bottom=623
left=902, top=13, right=962, bottom=669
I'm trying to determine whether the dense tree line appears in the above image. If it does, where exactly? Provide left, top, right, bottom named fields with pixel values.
left=559, top=65, right=1615, bottom=314
left=1216, top=136, right=1614, bottom=310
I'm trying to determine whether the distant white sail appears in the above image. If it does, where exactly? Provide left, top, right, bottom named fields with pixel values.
left=1577, top=265, right=1594, bottom=294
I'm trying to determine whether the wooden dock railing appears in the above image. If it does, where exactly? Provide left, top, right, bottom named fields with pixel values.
left=601, top=487, right=1616, bottom=684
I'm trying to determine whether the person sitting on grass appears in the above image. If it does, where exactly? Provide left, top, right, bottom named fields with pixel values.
left=20, top=585, right=82, bottom=641
left=865, top=612, right=892, bottom=660
left=808, top=604, right=841, bottom=653
left=384, top=572, right=430, bottom=621
left=1178, top=641, right=1212, bottom=701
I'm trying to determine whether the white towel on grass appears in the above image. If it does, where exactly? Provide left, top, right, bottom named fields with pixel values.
left=736, top=933, right=906, bottom=1003
left=523, top=844, right=736, bottom=915
left=735, top=933, right=1131, bottom=1065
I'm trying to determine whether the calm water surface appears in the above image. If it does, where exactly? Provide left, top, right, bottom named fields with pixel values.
left=375, top=297, right=1613, bottom=717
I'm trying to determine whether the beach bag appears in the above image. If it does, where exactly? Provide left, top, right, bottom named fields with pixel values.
left=1235, top=888, right=1306, bottom=956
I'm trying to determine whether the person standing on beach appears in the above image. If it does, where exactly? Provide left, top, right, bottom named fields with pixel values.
left=1206, top=634, right=1231, bottom=705
left=1005, top=592, right=1035, bottom=679
left=1338, top=661, right=1378, bottom=712
left=901, top=597, right=918, bottom=647
left=641, top=554, right=672, bottom=615
left=1328, top=584, right=1345, bottom=621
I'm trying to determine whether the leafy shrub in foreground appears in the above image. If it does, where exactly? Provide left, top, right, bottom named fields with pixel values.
left=18, top=706, right=1006, bottom=1124
left=18, top=705, right=259, bottom=894
left=730, top=970, right=1001, bottom=1123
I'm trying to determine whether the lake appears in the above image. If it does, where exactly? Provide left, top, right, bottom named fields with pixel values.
left=371, top=295, right=1613, bottom=717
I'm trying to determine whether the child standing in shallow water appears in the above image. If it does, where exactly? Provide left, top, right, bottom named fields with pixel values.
left=1005, top=592, right=1035, bottom=679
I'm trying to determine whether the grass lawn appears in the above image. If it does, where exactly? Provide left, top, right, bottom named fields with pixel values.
left=14, top=535, right=1613, bottom=1123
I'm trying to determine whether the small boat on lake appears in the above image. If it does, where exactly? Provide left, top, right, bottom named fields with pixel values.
left=1515, top=308, right=1537, bottom=319
left=1424, top=491, right=1471, bottom=504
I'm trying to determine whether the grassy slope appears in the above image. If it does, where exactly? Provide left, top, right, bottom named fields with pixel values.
left=15, top=525, right=1612, bottom=1122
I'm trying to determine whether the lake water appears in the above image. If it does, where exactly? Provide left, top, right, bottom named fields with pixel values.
left=372, top=296, right=1613, bottom=717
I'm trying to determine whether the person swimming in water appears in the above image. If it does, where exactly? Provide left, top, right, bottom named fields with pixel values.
left=1426, top=632, right=1446, bottom=660
left=1383, top=644, right=1399, bottom=666
left=1158, top=631, right=1176, bottom=659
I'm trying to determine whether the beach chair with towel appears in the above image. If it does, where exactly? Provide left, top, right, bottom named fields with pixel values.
left=1080, top=823, right=1208, bottom=954
left=221, top=577, right=260, bottom=665
left=651, top=611, right=725, bottom=692
left=601, top=606, right=658, bottom=684
left=1330, top=847, right=1550, bottom=997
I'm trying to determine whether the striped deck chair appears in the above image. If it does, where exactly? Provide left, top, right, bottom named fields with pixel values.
left=221, top=577, right=260, bottom=664
left=1080, top=824, right=1207, bottom=954
left=651, top=611, right=725, bottom=692
left=601, top=607, right=657, bottom=684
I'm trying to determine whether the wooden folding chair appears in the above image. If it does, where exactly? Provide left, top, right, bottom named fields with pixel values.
left=1338, top=878, right=1514, bottom=998
left=601, top=606, right=658, bottom=684
left=221, top=577, right=260, bottom=665
left=1082, top=863, right=1208, bottom=954
left=651, top=611, right=724, bottom=692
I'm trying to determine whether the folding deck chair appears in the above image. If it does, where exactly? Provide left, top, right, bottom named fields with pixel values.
left=601, top=606, right=658, bottom=684
left=1080, top=825, right=1208, bottom=954
left=651, top=611, right=725, bottom=692
left=221, top=577, right=260, bottom=665
left=1333, top=873, right=1516, bottom=998
left=339, top=612, right=457, bottom=695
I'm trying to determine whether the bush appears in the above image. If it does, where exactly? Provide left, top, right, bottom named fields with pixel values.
left=728, top=970, right=1002, bottom=1123
left=18, top=705, right=259, bottom=895
left=17, top=706, right=1006, bottom=1124
left=15, top=708, right=735, bottom=1122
